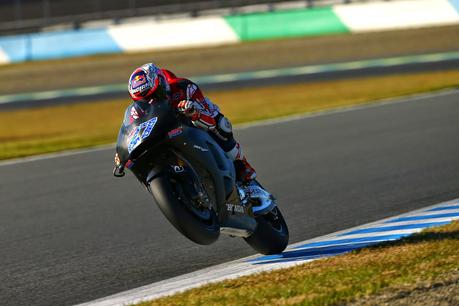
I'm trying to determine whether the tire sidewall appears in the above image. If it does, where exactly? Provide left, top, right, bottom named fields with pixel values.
left=244, top=207, right=289, bottom=255
left=149, top=174, right=220, bottom=245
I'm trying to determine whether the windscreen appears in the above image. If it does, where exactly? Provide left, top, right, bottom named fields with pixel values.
left=116, top=99, right=174, bottom=163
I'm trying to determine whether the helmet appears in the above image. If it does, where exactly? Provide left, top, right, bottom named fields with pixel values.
left=128, top=63, right=170, bottom=101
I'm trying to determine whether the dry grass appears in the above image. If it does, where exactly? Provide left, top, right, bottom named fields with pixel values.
left=136, top=221, right=459, bottom=305
left=1, top=69, right=458, bottom=160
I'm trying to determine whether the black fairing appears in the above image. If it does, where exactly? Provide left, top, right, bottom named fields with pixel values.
left=115, top=99, right=257, bottom=237
left=115, top=99, right=235, bottom=201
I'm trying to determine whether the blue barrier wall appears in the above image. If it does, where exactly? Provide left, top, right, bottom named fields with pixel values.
left=0, top=28, right=122, bottom=63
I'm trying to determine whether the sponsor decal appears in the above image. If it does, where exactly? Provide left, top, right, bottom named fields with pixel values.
left=167, top=127, right=183, bottom=138
left=193, top=145, right=209, bottom=152
left=172, top=165, right=185, bottom=173
left=127, top=117, right=158, bottom=153
left=131, top=72, right=147, bottom=89
left=130, top=106, right=140, bottom=120
left=125, top=160, right=134, bottom=169
left=226, top=203, right=245, bottom=214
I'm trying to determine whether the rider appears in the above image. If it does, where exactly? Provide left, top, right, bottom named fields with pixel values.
left=114, top=63, right=257, bottom=185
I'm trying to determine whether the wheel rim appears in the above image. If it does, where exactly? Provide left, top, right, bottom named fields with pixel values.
left=172, top=180, right=214, bottom=223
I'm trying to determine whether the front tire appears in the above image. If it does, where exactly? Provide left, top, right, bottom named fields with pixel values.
left=244, top=206, right=289, bottom=255
left=149, top=174, right=220, bottom=245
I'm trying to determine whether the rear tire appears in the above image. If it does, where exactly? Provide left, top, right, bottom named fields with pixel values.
left=149, top=174, right=220, bottom=245
left=244, top=206, right=289, bottom=255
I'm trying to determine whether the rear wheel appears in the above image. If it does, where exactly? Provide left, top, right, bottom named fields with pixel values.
left=244, top=206, right=289, bottom=255
left=149, top=174, right=220, bottom=245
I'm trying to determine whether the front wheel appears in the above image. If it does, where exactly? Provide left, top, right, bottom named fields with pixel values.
left=244, top=206, right=289, bottom=255
left=149, top=174, right=220, bottom=245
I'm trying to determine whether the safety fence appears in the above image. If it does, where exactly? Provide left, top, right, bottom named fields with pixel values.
left=1, top=0, right=360, bottom=35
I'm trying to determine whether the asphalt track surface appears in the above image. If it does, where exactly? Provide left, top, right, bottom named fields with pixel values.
left=1, top=91, right=459, bottom=305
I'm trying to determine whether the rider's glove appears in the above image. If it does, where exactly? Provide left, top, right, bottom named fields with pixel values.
left=178, top=100, right=216, bottom=131
left=177, top=100, right=197, bottom=117
left=113, top=153, right=125, bottom=177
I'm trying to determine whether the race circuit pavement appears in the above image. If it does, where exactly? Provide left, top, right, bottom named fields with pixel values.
left=1, top=91, right=459, bottom=305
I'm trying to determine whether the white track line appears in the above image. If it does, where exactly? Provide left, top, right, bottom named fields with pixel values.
left=0, top=144, right=115, bottom=167
left=2, top=89, right=457, bottom=168
left=383, top=217, right=459, bottom=225
left=79, top=198, right=459, bottom=306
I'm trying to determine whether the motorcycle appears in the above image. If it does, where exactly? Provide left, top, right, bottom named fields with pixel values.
left=113, top=99, right=289, bottom=255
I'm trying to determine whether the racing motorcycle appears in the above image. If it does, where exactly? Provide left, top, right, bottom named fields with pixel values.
left=113, top=99, right=289, bottom=255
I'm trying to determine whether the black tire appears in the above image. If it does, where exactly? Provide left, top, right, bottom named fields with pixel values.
left=244, top=206, right=289, bottom=255
left=149, top=174, right=220, bottom=245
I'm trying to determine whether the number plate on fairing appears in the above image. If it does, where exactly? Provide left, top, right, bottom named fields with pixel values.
left=127, top=117, right=158, bottom=153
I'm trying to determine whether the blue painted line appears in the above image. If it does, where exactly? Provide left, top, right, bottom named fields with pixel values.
left=338, top=221, right=451, bottom=236
left=449, top=0, right=459, bottom=14
left=252, top=255, right=325, bottom=265
left=249, top=241, right=380, bottom=264
left=252, top=219, right=455, bottom=264
left=292, top=233, right=410, bottom=249
left=427, top=205, right=459, bottom=212
left=385, top=212, right=459, bottom=223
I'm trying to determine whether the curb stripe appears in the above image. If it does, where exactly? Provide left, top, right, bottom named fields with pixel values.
left=385, top=212, right=459, bottom=223
left=428, top=205, right=459, bottom=211
left=381, top=218, right=459, bottom=226
left=249, top=242, right=381, bottom=264
left=322, top=230, right=431, bottom=239
left=80, top=198, right=459, bottom=305
left=338, top=222, right=450, bottom=236
left=293, top=234, right=410, bottom=249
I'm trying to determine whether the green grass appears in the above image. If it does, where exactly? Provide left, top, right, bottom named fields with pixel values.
left=1, top=69, right=459, bottom=160
left=136, top=221, right=459, bottom=305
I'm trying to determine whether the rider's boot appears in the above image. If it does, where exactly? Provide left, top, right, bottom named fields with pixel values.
left=227, top=142, right=276, bottom=215
left=227, top=143, right=257, bottom=184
